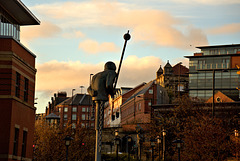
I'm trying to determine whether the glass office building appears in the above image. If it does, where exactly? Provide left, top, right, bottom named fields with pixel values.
left=186, top=44, right=240, bottom=101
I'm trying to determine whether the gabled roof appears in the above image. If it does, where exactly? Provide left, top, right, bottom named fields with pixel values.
left=59, top=94, right=92, bottom=106
left=157, top=65, right=163, bottom=74
left=0, top=0, right=40, bottom=25
left=122, top=81, right=154, bottom=105
left=206, top=91, right=235, bottom=103
left=172, top=63, right=189, bottom=76
left=164, top=60, right=172, bottom=68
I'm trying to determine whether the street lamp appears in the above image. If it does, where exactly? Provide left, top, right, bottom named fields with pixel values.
left=115, top=129, right=120, bottom=161
left=198, top=69, right=229, bottom=117
left=63, top=135, right=73, bottom=161
left=136, top=124, right=143, bottom=161
left=235, top=129, right=239, bottom=160
left=162, top=129, right=167, bottom=161
left=150, top=138, right=155, bottom=161
left=172, top=139, right=184, bottom=161
left=127, top=136, right=132, bottom=161
left=156, top=136, right=162, bottom=161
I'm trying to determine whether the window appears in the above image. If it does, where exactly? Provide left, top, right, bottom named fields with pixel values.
left=21, top=131, right=27, bottom=158
left=24, top=78, right=29, bottom=102
left=81, top=123, right=85, bottom=128
left=149, top=89, right=153, bottom=94
left=59, top=107, right=61, bottom=113
left=72, top=107, right=77, bottom=112
left=82, top=114, right=85, bottom=120
left=138, top=103, right=141, bottom=110
left=13, top=128, right=19, bottom=156
left=64, top=107, right=68, bottom=112
left=82, top=107, right=86, bottom=112
left=148, top=101, right=152, bottom=106
left=64, top=114, right=68, bottom=120
left=72, top=114, right=77, bottom=121
left=72, top=123, right=76, bottom=129
left=116, top=112, right=119, bottom=118
left=91, top=123, right=94, bottom=128
left=15, top=72, right=20, bottom=97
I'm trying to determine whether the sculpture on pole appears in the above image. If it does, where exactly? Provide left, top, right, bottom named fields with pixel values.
left=87, top=31, right=131, bottom=161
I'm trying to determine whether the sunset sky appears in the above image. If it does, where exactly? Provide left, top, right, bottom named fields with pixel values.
left=21, top=0, right=240, bottom=113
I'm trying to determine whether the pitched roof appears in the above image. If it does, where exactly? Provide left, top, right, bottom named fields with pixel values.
left=59, top=94, right=92, bottom=106
left=122, top=81, right=154, bottom=105
left=157, top=65, right=163, bottom=74
left=206, top=91, right=235, bottom=103
left=172, top=63, right=189, bottom=76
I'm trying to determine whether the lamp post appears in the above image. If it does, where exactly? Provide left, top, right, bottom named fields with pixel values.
left=89, top=74, right=94, bottom=127
left=115, top=129, right=120, bottom=161
left=127, top=136, right=132, bottom=161
left=156, top=136, right=162, bottom=161
left=150, top=138, right=155, bottom=161
left=235, top=130, right=239, bottom=160
left=162, top=129, right=166, bottom=161
left=172, top=139, right=184, bottom=161
left=178, top=62, right=182, bottom=98
left=63, top=135, right=73, bottom=161
left=197, top=69, right=229, bottom=118
left=136, top=124, right=143, bottom=161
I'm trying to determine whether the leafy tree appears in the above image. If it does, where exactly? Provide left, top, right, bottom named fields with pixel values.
left=150, top=95, right=235, bottom=161
left=33, top=120, right=95, bottom=161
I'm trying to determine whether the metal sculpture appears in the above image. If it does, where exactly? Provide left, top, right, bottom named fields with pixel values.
left=87, top=31, right=131, bottom=161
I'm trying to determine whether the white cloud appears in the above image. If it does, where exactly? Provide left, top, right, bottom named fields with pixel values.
left=78, top=39, right=120, bottom=54
left=30, top=1, right=208, bottom=50
left=21, top=21, right=61, bottom=41
left=35, top=55, right=164, bottom=112
left=62, top=30, right=85, bottom=39
left=207, top=23, right=240, bottom=35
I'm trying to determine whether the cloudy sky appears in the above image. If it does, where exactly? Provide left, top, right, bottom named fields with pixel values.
left=21, top=0, right=240, bottom=113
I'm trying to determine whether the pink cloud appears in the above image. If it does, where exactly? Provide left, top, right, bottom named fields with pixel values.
left=207, top=23, right=240, bottom=35
left=31, top=2, right=208, bottom=50
left=21, top=21, right=61, bottom=41
left=78, top=39, right=120, bottom=54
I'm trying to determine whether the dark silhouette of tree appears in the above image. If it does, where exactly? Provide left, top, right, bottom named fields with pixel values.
left=33, top=120, right=95, bottom=161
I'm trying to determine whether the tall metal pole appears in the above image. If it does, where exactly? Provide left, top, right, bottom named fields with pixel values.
left=152, top=145, right=154, bottom=161
left=89, top=74, right=93, bottom=127
left=66, top=146, right=69, bottom=161
left=95, top=101, right=103, bottom=161
left=212, top=70, right=215, bottom=118
left=163, top=135, right=166, bottom=161
left=113, top=31, right=131, bottom=89
left=72, top=89, right=75, bottom=124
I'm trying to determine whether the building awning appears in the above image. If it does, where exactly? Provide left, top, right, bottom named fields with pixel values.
left=0, top=0, right=40, bottom=25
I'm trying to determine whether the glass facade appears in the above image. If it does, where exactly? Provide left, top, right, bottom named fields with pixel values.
left=189, top=56, right=230, bottom=72
left=202, top=47, right=240, bottom=55
left=189, top=45, right=240, bottom=101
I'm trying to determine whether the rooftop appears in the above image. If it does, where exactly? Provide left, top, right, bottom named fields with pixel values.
left=0, top=0, right=40, bottom=25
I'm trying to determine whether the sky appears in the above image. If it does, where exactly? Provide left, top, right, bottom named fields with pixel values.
left=20, top=0, right=240, bottom=113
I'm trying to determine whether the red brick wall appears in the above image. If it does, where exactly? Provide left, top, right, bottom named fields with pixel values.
left=0, top=38, right=36, bottom=161
left=0, top=38, right=35, bottom=67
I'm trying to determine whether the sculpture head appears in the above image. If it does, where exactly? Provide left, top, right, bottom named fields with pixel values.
left=104, top=61, right=116, bottom=71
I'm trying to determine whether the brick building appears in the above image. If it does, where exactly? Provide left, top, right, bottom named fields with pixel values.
left=104, top=85, right=145, bottom=128
left=121, top=80, right=169, bottom=125
left=55, top=93, right=94, bottom=129
left=156, top=61, right=189, bottom=102
left=45, top=91, right=69, bottom=115
left=0, top=1, right=40, bottom=160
